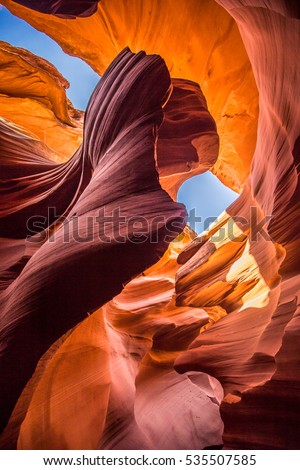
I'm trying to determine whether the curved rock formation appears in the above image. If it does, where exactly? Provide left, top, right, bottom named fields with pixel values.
left=0, top=41, right=83, bottom=160
left=1, top=0, right=300, bottom=451
left=175, top=0, right=300, bottom=449
left=0, top=229, right=225, bottom=450
left=158, top=78, right=219, bottom=198
left=0, top=47, right=187, bottom=433
left=1, top=0, right=258, bottom=192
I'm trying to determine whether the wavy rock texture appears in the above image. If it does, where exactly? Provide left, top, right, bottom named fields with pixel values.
left=175, top=0, right=300, bottom=449
left=1, top=231, right=223, bottom=450
left=0, top=0, right=300, bottom=451
left=1, top=0, right=258, bottom=192
left=0, top=47, right=188, bottom=436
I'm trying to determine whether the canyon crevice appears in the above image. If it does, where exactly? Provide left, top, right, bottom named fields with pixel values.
left=0, top=0, right=299, bottom=450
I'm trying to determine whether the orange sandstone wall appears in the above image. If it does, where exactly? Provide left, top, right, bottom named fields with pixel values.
left=0, top=0, right=299, bottom=451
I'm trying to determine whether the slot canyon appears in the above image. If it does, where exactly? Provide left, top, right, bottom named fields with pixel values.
left=0, top=0, right=299, bottom=450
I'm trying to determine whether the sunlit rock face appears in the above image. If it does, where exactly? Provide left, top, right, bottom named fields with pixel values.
left=175, top=0, right=300, bottom=449
left=0, top=0, right=300, bottom=451
left=1, top=231, right=224, bottom=450
left=0, top=47, right=188, bottom=438
left=0, top=41, right=83, bottom=160
left=2, top=0, right=258, bottom=193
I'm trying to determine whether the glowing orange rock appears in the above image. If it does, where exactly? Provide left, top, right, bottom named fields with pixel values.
left=0, top=48, right=187, bottom=435
left=174, top=0, right=300, bottom=449
left=1, top=0, right=259, bottom=192
left=0, top=41, right=83, bottom=160
left=1, top=229, right=224, bottom=450
left=1, top=0, right=300, bottom=452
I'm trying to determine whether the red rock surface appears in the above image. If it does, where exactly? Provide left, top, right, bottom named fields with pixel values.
left=0, top=48, right=187, bottom=435
left=1, top=0, right=259, bottom=192
left=0, top=0, right=300, bottom=450
left=175, top=0, right=300, bottom=449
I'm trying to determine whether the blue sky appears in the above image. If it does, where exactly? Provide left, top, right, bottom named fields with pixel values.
left=0, top=6, right=238, bottom=233
left=178, top=172, right=237, bottom=233
left=0, top=6, right=99, bottom=109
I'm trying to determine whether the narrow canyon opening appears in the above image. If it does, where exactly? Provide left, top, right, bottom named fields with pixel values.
left=178, top=172, right=238, bottom=234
